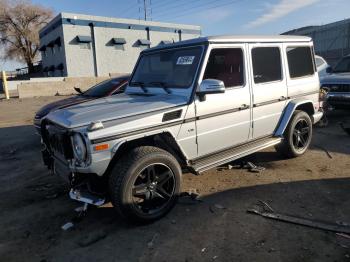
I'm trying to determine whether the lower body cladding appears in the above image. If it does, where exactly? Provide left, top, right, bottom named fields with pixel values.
left=327, top=92, right=350, bottom=109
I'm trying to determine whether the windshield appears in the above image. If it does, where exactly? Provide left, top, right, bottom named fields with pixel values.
left=83, top=78, right=127, bottom=97
left=315, top=57, right=324, bottom=68
left=333, top=56, right=350, bottom=73
left=130, top=46, right=203, bottom=89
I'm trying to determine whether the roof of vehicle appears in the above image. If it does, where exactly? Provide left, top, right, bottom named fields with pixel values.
left=144, top=35, right=312, bottom=52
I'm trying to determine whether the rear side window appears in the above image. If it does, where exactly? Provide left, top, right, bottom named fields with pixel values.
left=287, top=46, right=315, bottom=78
left=203, top=48, right=244, bottom=88
left=252, top=47, right=282, bottom=84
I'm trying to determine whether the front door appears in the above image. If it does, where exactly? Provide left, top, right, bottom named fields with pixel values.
left=248, top=44, right=288, bottom=138
left=195, top=44, right=252, bottom=157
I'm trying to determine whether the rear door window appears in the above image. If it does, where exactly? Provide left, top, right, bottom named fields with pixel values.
left=252, top=47, right=282, bottom=84
left=287, top=46, right=315, bottom=78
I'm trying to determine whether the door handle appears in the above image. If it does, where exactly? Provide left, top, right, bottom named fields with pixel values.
left=239, top=104, right=249, bottom=110
left=279, top=96, right=287, bottom=101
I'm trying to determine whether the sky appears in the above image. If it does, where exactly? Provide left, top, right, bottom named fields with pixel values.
left=2, top=0, right=350, bottom=71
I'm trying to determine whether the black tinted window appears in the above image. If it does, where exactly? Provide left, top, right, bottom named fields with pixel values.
left=252, top=47, right=282, bottom=84
left=287, top=47, right=315, bottom=78
left=203, top=48, right=244, bottom=88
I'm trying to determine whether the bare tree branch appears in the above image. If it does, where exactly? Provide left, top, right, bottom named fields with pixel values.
left=0, top=0, right=53, bottom=72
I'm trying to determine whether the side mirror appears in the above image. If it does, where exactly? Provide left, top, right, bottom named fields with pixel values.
left=326, top=66, right=333, bottom=74
left=74, top=87, right=83, bottom=94
left=197, top=79, right=225, bottom=101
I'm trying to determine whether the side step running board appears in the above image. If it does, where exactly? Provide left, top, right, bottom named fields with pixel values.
left=190, top=136, right=282, bottom=173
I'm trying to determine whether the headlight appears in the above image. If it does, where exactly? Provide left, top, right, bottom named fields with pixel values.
left=72, top=133, right=87, bottom=162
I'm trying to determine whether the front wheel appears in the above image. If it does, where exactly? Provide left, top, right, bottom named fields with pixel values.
left=109, top=146, right=181, bottom=223
left=275, top=110, right=313, bottom=158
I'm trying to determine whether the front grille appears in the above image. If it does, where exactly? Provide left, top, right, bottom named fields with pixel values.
left=322, top=84, right=350, bottom=93
left=43, top=122, right=73, bottom=159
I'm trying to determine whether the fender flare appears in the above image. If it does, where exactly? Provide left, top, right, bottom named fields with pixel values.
left=274, top=99, right=315, bottom=137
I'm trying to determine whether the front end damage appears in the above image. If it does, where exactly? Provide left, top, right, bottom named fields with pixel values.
left=40, top=120, right=108, bottom=206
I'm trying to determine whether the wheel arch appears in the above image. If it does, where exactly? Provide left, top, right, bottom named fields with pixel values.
left=275, top=99, right=315, bottom=137
left=104, top=132, right=189, bottom=177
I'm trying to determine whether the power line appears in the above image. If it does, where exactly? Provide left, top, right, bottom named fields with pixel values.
left=156, top=0, right=245, bottom=21
left=117, top=0, right=138, bottom=17
left=151, top=0, right=197, bottom=12
left=150, top=0, right=179, bottom=10
left=154, top=0, right=232, bottom=16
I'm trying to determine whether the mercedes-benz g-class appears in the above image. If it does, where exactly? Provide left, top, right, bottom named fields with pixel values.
left=40, top=35, right=323, bottom=223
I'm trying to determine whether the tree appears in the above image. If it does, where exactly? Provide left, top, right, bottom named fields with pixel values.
left=0, top=0, right=53, bottom=73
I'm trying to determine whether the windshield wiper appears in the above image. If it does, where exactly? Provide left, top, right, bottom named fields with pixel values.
left=129, top=81, right=148, bottom=93
left=148, top=81, right=172, bottom=94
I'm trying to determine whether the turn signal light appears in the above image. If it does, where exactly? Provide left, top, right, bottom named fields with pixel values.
left=93, top=143, right=109, bottom=151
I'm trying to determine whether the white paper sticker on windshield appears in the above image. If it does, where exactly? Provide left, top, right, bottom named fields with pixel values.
left=176, top=56, right=195, bottom=65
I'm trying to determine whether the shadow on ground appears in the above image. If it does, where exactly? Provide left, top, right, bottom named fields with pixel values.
left=0, top=110, right=349, bottom=262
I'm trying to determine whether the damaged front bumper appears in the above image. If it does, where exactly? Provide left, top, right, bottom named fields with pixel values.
left=69, top=188, right=105, bottom=206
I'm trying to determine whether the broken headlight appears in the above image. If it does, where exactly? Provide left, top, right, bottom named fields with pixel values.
left=72, top=133, right=87, bottom=162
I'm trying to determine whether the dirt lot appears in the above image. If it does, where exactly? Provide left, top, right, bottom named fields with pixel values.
left=0, top=97, right=350, bottom=262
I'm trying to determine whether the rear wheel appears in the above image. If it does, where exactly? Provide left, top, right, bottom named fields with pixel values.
left=109, top=146, right=181, bottom=223
left=276, top=110, right=313, bottom=158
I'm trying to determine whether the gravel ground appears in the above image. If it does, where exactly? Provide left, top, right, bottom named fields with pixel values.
left=0, top=96, right=349, bottom=262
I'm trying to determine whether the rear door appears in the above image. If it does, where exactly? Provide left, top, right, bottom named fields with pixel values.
left=195, top=44, right=252, bottom=157
left=248, top=43, right=288, bottom=138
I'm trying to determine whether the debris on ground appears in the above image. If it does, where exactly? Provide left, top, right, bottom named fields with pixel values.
left=212, top=255, right=218, bottom=260
left=214, top=204, right=226, bottom=209
left=337, top=233, right=350, bottom=239
left=72, top=204, right=89, bottom=223
left=201, top=247, right=206, bottom=253
left=218, top=161, right=265, bottom=173
left=147, top=233, right=159, bottom=249
left=61, top=222, right=74, bottom=231
left=248, top=201, right=350, bottom=234
left=179, top=191, right=203, bottom=204
left=315, top=145, right=333, bottom=159
left=245, top=162, right=266, bottom=173
left=209, top=206, right=215, bottom=213
left=45, top=193, right=59, bottom=199
left=77, top=230, right=107, bottom=247
left=339, top=122, right=350, bottom=136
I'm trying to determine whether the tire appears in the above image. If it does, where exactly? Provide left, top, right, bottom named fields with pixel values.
left=275, top=110, right=313, bottom=158
left=109, top=146, right=182, bottom=223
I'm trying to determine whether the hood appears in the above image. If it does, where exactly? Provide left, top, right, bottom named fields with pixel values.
left=321, top=72, right=350, bottom=85
left=46, top=93, right=188, bottom=129
left=35, top=96, right=93, bottom=119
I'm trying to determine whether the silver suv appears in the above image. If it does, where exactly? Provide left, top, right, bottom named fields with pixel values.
left=41, top=35, right=323, bottom=223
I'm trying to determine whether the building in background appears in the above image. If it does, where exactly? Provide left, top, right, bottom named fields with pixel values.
left=39, top=13, right=201, bottom=77
left=282, top=18, right=350, bottom=66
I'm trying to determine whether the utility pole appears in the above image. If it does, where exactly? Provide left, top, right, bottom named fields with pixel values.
left=139, top=0, right=151, bottom=21
left=143, top=0, right=147, bottom=20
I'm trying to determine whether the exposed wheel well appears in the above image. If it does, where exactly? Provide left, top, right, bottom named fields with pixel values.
left=103, top=133, right=188, bottom=177
left=295, top=102, right=314, bottom=117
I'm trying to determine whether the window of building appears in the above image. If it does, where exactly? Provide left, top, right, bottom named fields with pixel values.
left=252, top=47, right=282, bottom=84
left=80, top=42, right=91, bottom=49
left=287, top=46, right=315, bottom=78
left=76, top=35, right=92, bottom=50
left=112, top=38, right=126, bottom=51
left=203, top=48, right=244, bottom=88
left=137, top=39, right=151, bottom=50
